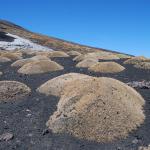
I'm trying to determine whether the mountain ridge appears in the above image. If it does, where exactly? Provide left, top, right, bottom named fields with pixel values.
left=0, top=19, right=132, bottom=56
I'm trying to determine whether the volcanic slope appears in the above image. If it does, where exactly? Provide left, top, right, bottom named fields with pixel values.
left=0, top=19, right=132, bottom=56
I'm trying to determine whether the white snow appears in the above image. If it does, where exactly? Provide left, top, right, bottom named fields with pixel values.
left=0, top=33, right=53, bottom=51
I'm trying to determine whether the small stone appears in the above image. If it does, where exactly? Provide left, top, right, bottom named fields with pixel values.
left=36, top=98, right=39, bottom=101
left=30, top=140, right=35, bottom=145
left=42, top=129, right=49, bottom=136
left=4, top=126, right=9, bottom=129
left=26, top=113, right=32, bottom=117
left=138, top=145, right=150, bottom=150
left=0, top=133, right=13, bottom=141
left=26, top=109, right=31, bottom=112
left=127, top=81, right=150, bottom=89
left=28, top=133, right=33, bottom=137
left=16, top=139, right=21, bottom=143
left=132, top=138, right=139, bottom=144
left=80, top=144, right=85, bottom=148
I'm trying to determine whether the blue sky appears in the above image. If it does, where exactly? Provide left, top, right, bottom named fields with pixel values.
left=0, top=0, right=150, bottom=57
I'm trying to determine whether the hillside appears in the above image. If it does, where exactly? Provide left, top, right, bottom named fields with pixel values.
left=0, top=20, right=130, bottom=55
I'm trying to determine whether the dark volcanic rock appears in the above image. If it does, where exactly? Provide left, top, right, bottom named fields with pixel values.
left=0, top=32, right=15, bottom=42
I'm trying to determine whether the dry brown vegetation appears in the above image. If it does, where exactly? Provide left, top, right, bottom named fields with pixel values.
left=0, top=56, right=11, bottom=63
left=134, top=62, right=150, bottom=70
left=67, top=51, right=81, bottom=57
left=35, top=51, right=52, bottom=57
left=88, top=62, right=125, bottom=73
left=0, top=52, right=22, bottom=61
left=11, top=58, right=35, bottom=67
left=18, top=60, right=64, bottom=74
left=11, top=55, right=51, bottom=68
left=123, top=56, right=149, bottom=65
left=34, top=51, right=69, bottom=58
left=21, top=50, right=36, bottom=56
left=37, top=73, right=90, bottom=97
left=76, top=58, right=98, bottom=68
left=45, top=74, right=145, bottom=142
left=30, top=55, right=50, bottom=60
left=115, top=54, right=132, bottom=59
left=73, top=54, right=88, bottom=62
left=48, top=51, right=69, bottom=58
left=0, top=81, right=31, bottom=102
left=73, top=52, right=120, bottom=62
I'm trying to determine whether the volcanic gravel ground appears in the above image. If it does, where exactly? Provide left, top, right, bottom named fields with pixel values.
left=0, top=57, right=150, bottom=150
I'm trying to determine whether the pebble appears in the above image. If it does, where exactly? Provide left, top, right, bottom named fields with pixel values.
left=127, top=81, right=150, bottom=89
left=36, top=98, right=40, bottom=101
left=0, top=133, right=14, bottom=141
left=116, top=147, right=122, bottom=150
left=28, top=133, right=33, bottom=137
left=26, top=109, right=31, bottom=112
left=26, top=113, right=32, bottom=117
left=132, top=138, right=139, bottom=144
left=138, top=144, right=150, bottom=150
left=42, top=129, right=49, bottom=136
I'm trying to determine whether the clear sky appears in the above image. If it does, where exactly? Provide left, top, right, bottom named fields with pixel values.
left=0, top=0, right=150, bottom=57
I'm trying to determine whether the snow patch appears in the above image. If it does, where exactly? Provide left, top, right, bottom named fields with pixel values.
left=0, top=33, right=53, bottom=51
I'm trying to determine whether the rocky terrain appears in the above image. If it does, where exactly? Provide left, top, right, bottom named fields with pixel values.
left=0, top=20, right=150, bottom=150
